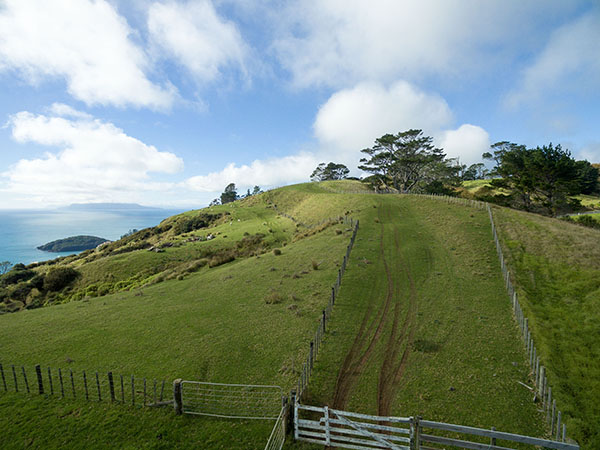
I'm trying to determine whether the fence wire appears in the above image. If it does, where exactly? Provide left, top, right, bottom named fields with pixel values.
left=180, top=381, right=283, bottom=420
left=0, top=363, right=168, bottom=409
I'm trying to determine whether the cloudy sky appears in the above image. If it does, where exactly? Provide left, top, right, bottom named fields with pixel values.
left=0, top=0, right=599, bottom=208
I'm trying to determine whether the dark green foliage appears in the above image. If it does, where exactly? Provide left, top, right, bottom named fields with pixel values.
left=208, top=251, right=235, bottom=268
left=43, top=267, right=80, bottom=292
left=10, top=283, right=32, bottom=301
left=173, top=213, right=224, bottom=234
left=220, top=183, right=238, bottom=204
left=1, top=265, right=35, bottom=286
left=562, top=214, right=600, bottom=230
left=486, top=141, right=593, bottom=215
left=311, top=162, right=350, bottom=181
left=273, top=248, right=282, bottom=255
left=359, top=129, right=459, bottom=192
left=37, top=235, right=109, bottom=252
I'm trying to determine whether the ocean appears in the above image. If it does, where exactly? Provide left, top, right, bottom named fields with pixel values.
left=0, top=207, right=185, bottom=266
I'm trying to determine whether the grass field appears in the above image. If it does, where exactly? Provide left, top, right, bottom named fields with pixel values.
left=287, top=193, right=545, bottom=449
left=0, top=181, right=577, bottom=448
left=494, top=206, right=600, bottom=448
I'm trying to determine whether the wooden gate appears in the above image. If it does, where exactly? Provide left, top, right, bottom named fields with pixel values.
left=294, top=402, right=580, bottom=450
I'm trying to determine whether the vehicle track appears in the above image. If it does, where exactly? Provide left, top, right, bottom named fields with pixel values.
left=332, top=203, right=396, bottom=410
left=332, top=201, right=421, bottom=416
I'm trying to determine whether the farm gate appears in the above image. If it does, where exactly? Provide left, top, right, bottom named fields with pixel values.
left=294, top=401, right=580, bottom=450
left=178, top=380, right=283, bottom=420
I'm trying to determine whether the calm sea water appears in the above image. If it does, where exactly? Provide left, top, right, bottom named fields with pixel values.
left=0, top=208, right=185, bottom=266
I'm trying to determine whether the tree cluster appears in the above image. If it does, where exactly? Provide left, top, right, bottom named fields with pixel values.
left=358, top=129, right=460, bottom=193
left=483, top=142, right=598, bottom=215
left=310, top=162, right=349, bottom=181
left=211, top=184, right=262, bottom=206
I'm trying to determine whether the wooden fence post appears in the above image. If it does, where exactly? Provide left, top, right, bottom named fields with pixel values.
left=35, top=364, right=43, bottom=395
left=120, top=375, right=125, bottom=403
left=173, top=379, right=183, bottom=415
left=58, top=368, right=64, bottom=397
left=83, top=370, right=89, bottom=401
left=70, top=369, right=75, bottom=398
left=491, top=427, right=496, bottom=446
left=289, top=390, right=296, bottom=437
left=322, top=310, right=326, bottom=333
left=47, top=367, right=53, bottom=395
left=556, top=411, right=561, bottom=441
left=0, top=363, right=6, bottom=391
left=95, top=372, right=101, bottom=401
left=309, top=342, right=314, bottom=372
left=22, top=367, right=30, bottom=393
left=12, top=365, right=18, bottom=392
left=108, top=372, right=115, bottom=402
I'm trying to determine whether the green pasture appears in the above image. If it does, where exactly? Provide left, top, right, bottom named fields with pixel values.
left=0, top=181, right=586, bottom=448
left=494, top=206, right=600, bottom=448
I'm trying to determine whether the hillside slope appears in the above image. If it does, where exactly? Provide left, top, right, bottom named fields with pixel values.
left=494, top=206, right=600, bottom=448
left=0, top=181, right=568, bottom=448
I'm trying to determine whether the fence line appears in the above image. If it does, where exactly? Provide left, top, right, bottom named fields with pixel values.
left=290, top=216, right=359, bottom=402
left=0, top=363, right=169, bottom=409
left=294, top=401, right=579, bottom=450
left=486, top=204, right=571, bottom=443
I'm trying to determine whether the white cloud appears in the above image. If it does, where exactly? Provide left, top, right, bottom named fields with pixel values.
left=148, top=0, right=249, bottom=84
left=506, top=11, right=600, bottom=108
left=185, top=153, right=319, bottom=192
left=273, top=0, right=579, bottom=88
left=577, top=142, right=600, bottom=163
left=314, top=81, right=453, bottom=152
left=47, top=103, right=93, bottom=120
left=4, top=109, right=184, bottom=206
left=438, top=124, right=490, bottom=166
left=0, top=0, right=175, bottom=108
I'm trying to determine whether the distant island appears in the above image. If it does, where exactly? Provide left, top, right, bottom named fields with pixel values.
left=37, top=235, right=109, bottom=253
left=65, top=203, right=162, bottom=211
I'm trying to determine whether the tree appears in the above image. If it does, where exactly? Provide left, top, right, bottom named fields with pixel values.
left=0, top=261, right=10, bottom=275
left=311, top=162, right=350, bottom=181
left=461, top=163, right=488, bottom=180
left=220, top=183, right=238, bottom=204
left=359, top=129, right=452, bottom=192
left=252, top=185, right=262, bottom=195
left=487, top=141, right=583, bottom=214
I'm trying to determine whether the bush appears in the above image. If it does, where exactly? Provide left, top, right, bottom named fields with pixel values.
left=1, top=266, right=35, bottom=286
left=273, top=248, right=282, bottom=256
left=311, top=260, right=320, bottom=270
left=43, top=267, right=80, bottom=292
left=575, top=214, right=600, bottom=229
left=208, top=251, right=236, bottom=268
left=265, top=290, right=284, bottom=304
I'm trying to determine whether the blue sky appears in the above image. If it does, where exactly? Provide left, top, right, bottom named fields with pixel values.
left=1, top=0, right=599, bottom=209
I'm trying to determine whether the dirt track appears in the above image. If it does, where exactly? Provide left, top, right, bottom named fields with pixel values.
left=332, top=203, right=418, bottom=414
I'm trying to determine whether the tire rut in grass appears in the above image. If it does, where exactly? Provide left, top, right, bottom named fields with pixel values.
left=332, top=202, right=395, bottom=410
left=376, top=225, right=418, bottom=416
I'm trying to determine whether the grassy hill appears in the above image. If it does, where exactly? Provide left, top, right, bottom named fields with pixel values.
left=0, top=180, right=594, bottom=448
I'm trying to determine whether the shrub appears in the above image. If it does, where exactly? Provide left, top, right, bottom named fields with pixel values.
left=1, top=266, right=35, bottom=286
left=273, top=248, right=282, bottom=256
left=265, top=290, right=284, bottom=304
left=43, top=267, right=80, bottom=292
left=575, top=214, right=600, bottom=229
left=208, top=251, right=235, bottom=268
left=311, top=260, right=320, bottom=270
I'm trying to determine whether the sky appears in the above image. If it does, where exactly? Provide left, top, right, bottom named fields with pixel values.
left=0, top=0, right=599, bottom=209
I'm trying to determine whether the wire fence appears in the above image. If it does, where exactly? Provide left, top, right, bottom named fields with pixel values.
left=179, top=380, right=283, bottom=420
left=264, top=403, right=289, bottom=450
left=395, top=192, right=573, bottom=443
left=0, top=363, right=169, bottom=408
left=292, top=216, right=359, bottom=401
left=487, top=204, right=570, bottom=442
